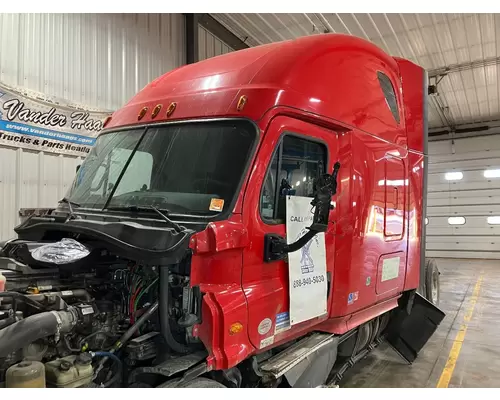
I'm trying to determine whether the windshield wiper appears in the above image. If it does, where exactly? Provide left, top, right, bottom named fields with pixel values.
left=106, top=205, right=183, bottom=233
left=58, top=197, right=80, bottom=221
left=59, top=197, right=81, bottom=208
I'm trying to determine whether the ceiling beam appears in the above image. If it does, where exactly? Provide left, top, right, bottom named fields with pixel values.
left=200, top=14, right=249, bottom=51
left=185, top=14, right=199, bottom=64
left=428, top=119, right=500, bottom=142
left=428, top=56, right=500, bottom=78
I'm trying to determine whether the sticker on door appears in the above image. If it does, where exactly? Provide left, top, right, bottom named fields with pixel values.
left=381, top=256, right=400, bottom=282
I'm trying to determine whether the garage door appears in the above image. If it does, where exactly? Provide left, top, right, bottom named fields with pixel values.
left=426, top=135, right=500, bottom=260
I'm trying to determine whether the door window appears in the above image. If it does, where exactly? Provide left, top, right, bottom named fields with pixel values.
left=260, top=134, right=327, bottom=223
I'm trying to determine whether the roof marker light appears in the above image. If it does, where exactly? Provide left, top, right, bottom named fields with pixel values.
left=237, top=95, right=247, bottom=112
left=138, top=107, right=148, bottom=121
left=166, top=102, right=177, bottom=117
left=151, top=104, right=162, bottom=119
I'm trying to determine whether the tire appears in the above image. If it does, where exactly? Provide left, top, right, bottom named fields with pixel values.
left=158, top=377, right=226, bottom=388
left=178, top=378, right=227, bottom=388
left=425, top=258, right=440, bottom=306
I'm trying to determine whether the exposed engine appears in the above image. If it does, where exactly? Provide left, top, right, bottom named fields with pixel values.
left=0, top=234, right=203, bottom=388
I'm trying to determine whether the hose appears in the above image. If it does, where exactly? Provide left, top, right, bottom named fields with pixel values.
left=0, top=292, right=48, bottom=312
left=159, top=267, right=190, bottom=354
left=64, top=335, right=81, bottom=352
left=112, top=301, right=158, bottom=352
left=96, top=301, right=159, bottom=373
left=0, top=309, right=76, bottom=357
left=91, top=351, right=123, bottom=388
left=284, top=229, right=317, bottom=253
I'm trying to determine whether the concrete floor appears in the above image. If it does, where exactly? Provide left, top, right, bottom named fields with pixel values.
left=341, top=258, right=500, bottom=388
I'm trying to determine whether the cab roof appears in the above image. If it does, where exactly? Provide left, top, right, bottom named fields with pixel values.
left=105, top=33, right=414, bottom=135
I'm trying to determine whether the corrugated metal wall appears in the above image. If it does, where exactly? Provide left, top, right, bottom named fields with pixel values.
left=0, top=145, right=82, bottom=240
left=426, top=135, right=500, bottom=259
left=0, top=13, right=188, bottom=240
left=198, top=25, right=234, bottom=61
left=0, top=13, right=186, bottom=111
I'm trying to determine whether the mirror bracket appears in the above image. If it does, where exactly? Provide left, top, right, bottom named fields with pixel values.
left=263, top=162, right=341, bottom=263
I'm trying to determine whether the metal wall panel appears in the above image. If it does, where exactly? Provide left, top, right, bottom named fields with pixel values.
left=0, top=13, right=186, bottom=111
left=427, top=135, right=500, bottom=259
left=198, top=25, right=234, bottom=61
left=0, top=144, right=82, bottom=240
left=0, top=13, right=187, bottom=240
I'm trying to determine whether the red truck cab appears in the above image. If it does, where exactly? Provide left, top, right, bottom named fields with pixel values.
left=3, top=33, right=443, bottom=388
left=104, top=33, right=432, bottom=369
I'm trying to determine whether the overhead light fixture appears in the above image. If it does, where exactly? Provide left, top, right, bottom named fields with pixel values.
left=445, top=172, right=463, bottom=181
left=487, top=216, right=500, bottom=225
left=484, top=169, right=500, bottom=178
left=448, top=216, right=466, bottom=225
left=378, top=179, right=408, bottom=186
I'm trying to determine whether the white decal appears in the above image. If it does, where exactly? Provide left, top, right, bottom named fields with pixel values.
left=286, top=196, right=328, bottom=326
left=81, top=306, right=94, bottom=315
left=381, top=257, right=400, bottom=282
left=258, top=318, right=272, bottom=335
left=259, top=336, right=275, bottom=349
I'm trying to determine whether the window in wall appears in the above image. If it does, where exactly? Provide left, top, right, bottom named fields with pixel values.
left=377, top=71, right=400, bottom=124
left=260, top=135, right=327, bottom=223
left=487, top=216, right=500, bottom=225
left=445, top=171, right=463, bottom=181
left=484, top=169, right=500, bottom=178
left=448, top=216, right=466, bottom=225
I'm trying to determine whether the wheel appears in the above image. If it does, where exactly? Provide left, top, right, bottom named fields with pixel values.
left=354, top=323, right=372, bottom=353
left=425, top=258, right=440, bottom=306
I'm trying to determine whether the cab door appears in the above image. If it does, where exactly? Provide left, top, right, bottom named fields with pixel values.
left=241, top=116, right=338, bottom=351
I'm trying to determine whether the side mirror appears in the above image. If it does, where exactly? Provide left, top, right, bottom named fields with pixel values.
left=310, top=162, right=341, bottom=233
left=264, top=162, right=341, bottom=262
left=76, top=164, right=81, bottom=173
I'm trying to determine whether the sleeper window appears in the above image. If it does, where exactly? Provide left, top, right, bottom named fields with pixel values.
left=377, top=71, right=400, bottom=124
left=260, top=135, right=327, bottom=222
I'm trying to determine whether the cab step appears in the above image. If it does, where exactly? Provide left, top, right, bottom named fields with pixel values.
left=260, top=332, right=337, bottom=379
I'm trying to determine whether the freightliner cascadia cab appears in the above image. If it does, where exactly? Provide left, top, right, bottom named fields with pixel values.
left=0, top=33, right=443, bottom=388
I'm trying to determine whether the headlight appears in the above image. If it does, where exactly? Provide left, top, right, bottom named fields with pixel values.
left=31, top=238, right=90, bottom=265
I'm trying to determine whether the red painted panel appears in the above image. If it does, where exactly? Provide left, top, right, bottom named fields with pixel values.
left=241, top=114, right=338, bottom=352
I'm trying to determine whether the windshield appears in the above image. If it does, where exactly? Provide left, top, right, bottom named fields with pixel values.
left=67, top=119, right=256, bottom=216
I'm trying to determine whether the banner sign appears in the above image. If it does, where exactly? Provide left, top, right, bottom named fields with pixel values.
left=0, top=85, right=111, bottom=156
left=286, top=196, right=328, bottom=326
